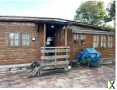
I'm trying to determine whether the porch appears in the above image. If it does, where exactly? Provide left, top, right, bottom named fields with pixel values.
left=36, top=22, right=71, bottom=72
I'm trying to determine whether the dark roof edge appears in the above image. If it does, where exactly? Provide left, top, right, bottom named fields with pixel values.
left=0, top=16, right=72, bottom=23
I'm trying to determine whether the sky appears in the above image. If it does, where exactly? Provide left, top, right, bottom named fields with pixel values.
left=0, top=0, right=112, bottom=20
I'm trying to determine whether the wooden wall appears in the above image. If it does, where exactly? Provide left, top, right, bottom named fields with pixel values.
left=0, top=22, right=44, bottom=64
left=55, top=28, right=65, bottom=46
left=68, top=26, right=115, bottom=60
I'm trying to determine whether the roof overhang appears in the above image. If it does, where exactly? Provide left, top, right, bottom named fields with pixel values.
left=0, top=16, right=72, bottom=25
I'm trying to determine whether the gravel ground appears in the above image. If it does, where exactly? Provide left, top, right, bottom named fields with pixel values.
left=0, top=64, right=115, bottom=88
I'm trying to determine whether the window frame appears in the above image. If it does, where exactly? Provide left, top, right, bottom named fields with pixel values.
left=100, top=35, right=107, bottom=48
left=21, top=32, right=30, bottom=47
left=73, top=33, right=86, bottom=46
left=93, top=35, right=99, bottom=48
left=8, top=32, right=20, bottom=48
left=108, top=35, right=113, bottom=48
left=8, top=32, right=31, bottom=48
left=103, top=35, right=107, bottom=48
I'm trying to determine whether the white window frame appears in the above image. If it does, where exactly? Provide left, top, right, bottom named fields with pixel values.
left=22, top=32, right=30, bottom=47
left=103, top=35, right=107, bottom=48
left=79, top=34, right=85, bottom=40
left=73, top=33, right=86, bottom=46
left=9, top=32, right=20, bottom=47
left=100, top=35, right=107, bottom=48
left=100, top=35, right=104, bottom=47
left=8, top=32, right=30, bottom=48
left=73, top=33, right=77, bottom=41
left=108, top=36, right=113, bottom=48
left=93, top=35, right=99, bottom=48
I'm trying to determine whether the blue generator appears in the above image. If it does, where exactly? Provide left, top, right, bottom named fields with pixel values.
left=77, top=48, right=102, bottom=67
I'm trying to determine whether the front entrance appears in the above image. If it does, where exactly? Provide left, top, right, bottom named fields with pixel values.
left=39, top=23, right=70, bottom=73
left=45, top=23, right=65, bottom=47
left=46, top=24, right=56, bottom=47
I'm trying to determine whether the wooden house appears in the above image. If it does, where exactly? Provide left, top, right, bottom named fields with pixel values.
left=0, top=16, right=115, bottom=65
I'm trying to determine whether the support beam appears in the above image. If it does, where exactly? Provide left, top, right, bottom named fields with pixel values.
left=44, top=24, right=46, bottom=47
left=65, top=26, right=68, bottom=46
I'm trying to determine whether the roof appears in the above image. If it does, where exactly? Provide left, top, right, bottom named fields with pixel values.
left=0, top=16, right=114, bottom=33
left=71, top=25, right=114, bottom=35
left=0, top=16, right=72, bottom=25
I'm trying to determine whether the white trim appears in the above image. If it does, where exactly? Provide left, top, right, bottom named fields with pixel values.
left=0, top=63, right=31, bottom=69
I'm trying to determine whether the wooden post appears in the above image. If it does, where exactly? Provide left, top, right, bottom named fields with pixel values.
left=55, top=48, right=57, bottom=65
left=65, top=26, right=68, bottom=61
left=44, top=24, right=46, bottom=47
left=65, top=26, right=67, bottom=46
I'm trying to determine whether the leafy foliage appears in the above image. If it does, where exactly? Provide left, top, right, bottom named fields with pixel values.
left=98, top=25, right=115, bottom=31
left=74, top=1, right=106, bottom=25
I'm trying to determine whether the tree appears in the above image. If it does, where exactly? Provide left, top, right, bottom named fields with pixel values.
left=108, top=0, right=115, bottom=19
left=106, top=0, right=115, bottom=28
left=74, top=1, right=106, bottom=26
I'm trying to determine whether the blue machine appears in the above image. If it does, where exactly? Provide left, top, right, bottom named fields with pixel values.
left=77, top=48, right=102, bottom=67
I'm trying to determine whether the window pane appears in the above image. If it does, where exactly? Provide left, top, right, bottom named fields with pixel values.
left=14, top=39, right=19, bottom=46
left=15, top=33, right=19, bottom=39
left=77, top=34, right=79, bottom=40
left=80, top=34, right=85, bottom=40
left=93, top=35, right=99, bottom=48
left=14, top=33, right=20, bottom=46
left=103, top=35, right=106, bottom=48
left=110, top=36, right=113, bottom=48
left=101, top=35, right=104, bottom=47
left=9, top=33, right=14, bottom=39
left=22, top=33, right=30, bottom=47
left=10, top=40, right=14, bottom=46
left=96, top=35, right=99, bottom=48
left=73, top=34, right=77, bottom=40
left=107, top=36, right=113, bottom=48
left=9, top=33, right=20, bottom=47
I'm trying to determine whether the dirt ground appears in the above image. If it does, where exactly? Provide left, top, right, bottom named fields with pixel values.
left=0, top=64, right=115, bottom=88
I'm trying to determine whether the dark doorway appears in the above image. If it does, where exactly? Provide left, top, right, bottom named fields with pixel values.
left=46, top=24, right=63, bottom=47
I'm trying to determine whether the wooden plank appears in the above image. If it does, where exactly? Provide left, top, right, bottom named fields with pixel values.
left=41, top=49, right=70, bottom=53
left=41, top=46, right=70, bottom=49
left=65, top=27, right=67, bottom=46
left=41, top=55, right=69, bottom=60
left=41, top=60, right=69, bottom=67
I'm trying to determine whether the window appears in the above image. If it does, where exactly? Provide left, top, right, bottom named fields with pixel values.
left=22, top=33, right=30, bottom=47
left=80, top=34, right=85, bottom=40
left=103, top=35, right=107, bottom=48
left=73, top=33, right=77, bottom=41
left=100, top=35, right=107, bottom=48
left=73, top=33, right=85, bottom=46
left=93, top=35, right=99, bottom=48
left=8, top=32, right=30, bottom=47
left=108, top=36, right=113, bottom=48
left=79, top=34, right=85, bottom=46
left=94, top=35, right=113, bottom=48
left=9, top=32, right=20, bottom=47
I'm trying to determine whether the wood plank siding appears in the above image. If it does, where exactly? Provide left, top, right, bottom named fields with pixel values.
left=68, top=25, right=115, bottom=60
left=0, top=22, right=44, bottom=64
